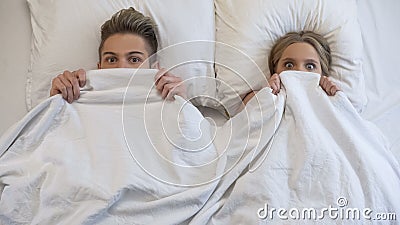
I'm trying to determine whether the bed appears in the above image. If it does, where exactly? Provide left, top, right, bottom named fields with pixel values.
left=0, top=0, right=399, bottom=224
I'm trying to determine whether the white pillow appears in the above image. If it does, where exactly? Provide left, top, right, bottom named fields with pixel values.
left=214, top=0, right=366, bottom=115
left=26, top=0, right=215, bottom=110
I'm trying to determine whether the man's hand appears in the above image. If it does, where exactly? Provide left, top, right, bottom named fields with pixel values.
left=50, top=69, right=86, bottom=103
left=154, top=68, right=187, bottom=100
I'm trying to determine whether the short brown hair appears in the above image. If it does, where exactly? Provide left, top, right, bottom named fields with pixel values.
left=268, top=31, right=331, bottom=76
left=98, top=7, right=158, bottom=62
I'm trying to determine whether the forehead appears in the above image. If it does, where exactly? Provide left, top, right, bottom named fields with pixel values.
left=102, top=33, right=149, bottom=55
left=281, top=42, right=320, bottom=60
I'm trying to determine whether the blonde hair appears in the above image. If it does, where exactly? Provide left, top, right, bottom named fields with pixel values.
left=268, top=31, right=331, bottom=76
left=98, top=7, right=158, bottom=62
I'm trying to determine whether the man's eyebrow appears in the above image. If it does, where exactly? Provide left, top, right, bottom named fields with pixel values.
left=102, top=51, right=145, bottom=56
left=102, top=52, right=116, bottom=56
left=127, top=51, right=145, bottom=55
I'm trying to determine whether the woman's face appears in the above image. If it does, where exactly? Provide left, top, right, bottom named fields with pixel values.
left=98, top=33, right=151, bottom=69
left=275, top=42, right=322, bottom=75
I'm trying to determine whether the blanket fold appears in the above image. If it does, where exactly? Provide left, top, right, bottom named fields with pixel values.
left=1, top=69, right=399, bottom=224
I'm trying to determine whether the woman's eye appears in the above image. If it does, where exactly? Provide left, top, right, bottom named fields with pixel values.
left=306, top=63, right=316, bottom=70
left=106, top=57, right=117, bottom=63
left=284, top=62, right=294, bottom=68
left=129, top=57, right=141, bottom=63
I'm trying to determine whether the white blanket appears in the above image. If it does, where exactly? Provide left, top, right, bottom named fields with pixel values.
left=0, top=69, right=399, bottom=224
left=193, top=71, right=400, bottom=224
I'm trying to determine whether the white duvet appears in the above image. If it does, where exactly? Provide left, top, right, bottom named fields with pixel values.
left=0, top=69, right=399, bottom=224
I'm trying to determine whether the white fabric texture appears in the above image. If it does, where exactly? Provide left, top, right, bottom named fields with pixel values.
left=193, top=71, right=400, bottom=224
left=357, top=0, right=400, bottom=163
left=214, top=0, right=366, bottom=115
left=26, top=0, right=215, bottom=110
left=1, top=70, right=398, bottom=224
left=1, top=69, right=225, bottom=224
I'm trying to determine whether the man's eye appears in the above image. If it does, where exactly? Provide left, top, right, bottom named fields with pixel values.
left=106, top=57, right=117, bottom=63
left=306, top=63, right=315, bottom=70
left=129, top=57, right=141, bottom=63
left=284, top=62, right=294, bottom=68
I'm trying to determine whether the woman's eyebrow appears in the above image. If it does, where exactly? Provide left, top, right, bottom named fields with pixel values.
left=280, top=57, right=294, bottom=61
left=280, top=57, right=319, bottom=63
left=304, top=59, right=319, bottom=63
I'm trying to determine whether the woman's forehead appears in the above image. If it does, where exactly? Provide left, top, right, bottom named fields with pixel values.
left=280, top=42, right=320, bottom=61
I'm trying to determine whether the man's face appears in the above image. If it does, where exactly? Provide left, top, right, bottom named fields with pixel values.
left=98, top=33, right=151, bottom=69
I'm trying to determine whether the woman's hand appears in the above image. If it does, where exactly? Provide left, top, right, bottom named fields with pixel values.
left=319, top=76, right=340, bottom=96
left=154, top=68, right=187, bottom=100
left=268, top=73, right=281, bottom=95
left=50, top=69, right=86, bottom=103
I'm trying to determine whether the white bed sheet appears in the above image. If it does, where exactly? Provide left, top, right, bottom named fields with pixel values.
left=0, top=1, right=400, bottom=223
left=0, top=0, right=399, bottom=156
left=357, top=0, right=400, bottom=162
left=2, top=69, right=398, bottom=224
